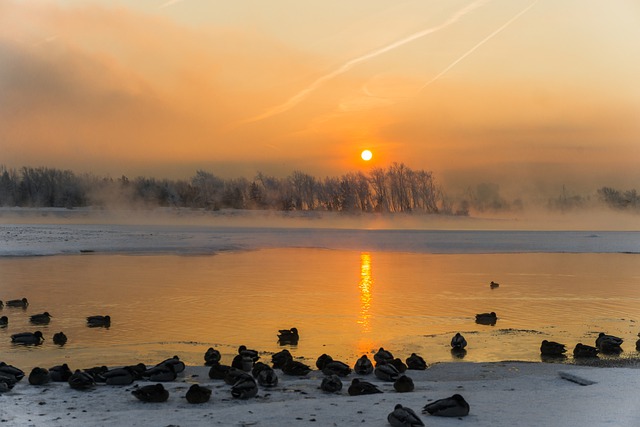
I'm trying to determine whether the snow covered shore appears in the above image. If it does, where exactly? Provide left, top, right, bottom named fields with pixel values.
left=1, top=361, right=639, bottom=427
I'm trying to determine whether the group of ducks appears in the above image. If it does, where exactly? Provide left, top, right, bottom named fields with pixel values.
left=0, top=327, right=470, bottom=426
left=540, top=332, right=637, bottom=359
left=1, top=297, right=111, bottom=346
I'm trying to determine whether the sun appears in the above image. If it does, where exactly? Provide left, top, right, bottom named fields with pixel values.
left=361, top=149, right=373, bottom=161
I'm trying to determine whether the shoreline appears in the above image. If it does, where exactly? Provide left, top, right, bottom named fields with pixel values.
left=1, top=360, right=639, bottom=426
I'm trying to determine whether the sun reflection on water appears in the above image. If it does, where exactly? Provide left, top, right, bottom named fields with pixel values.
left=358, top=252, right=373, bottom=333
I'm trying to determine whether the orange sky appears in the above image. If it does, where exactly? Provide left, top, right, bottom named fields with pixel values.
left=1, top=0, right=639, bottom=198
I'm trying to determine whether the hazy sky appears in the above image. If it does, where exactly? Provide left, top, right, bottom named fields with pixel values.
left=1, top=0, right=639, bottom=197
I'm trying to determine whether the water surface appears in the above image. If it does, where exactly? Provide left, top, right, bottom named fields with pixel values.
left=1, top=249, right=638, bottom=371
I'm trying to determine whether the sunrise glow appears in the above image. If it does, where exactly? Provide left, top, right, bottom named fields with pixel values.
left=360, top=150, right=373, bottom=162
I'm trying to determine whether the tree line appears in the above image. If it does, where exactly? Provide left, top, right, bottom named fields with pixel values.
left=0, top=164, right=445, bottom=213
left=1, top=165, right=637, bottom=214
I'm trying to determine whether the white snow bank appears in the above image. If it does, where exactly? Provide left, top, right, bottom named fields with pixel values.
left=1, top=362, right=638, bottom=427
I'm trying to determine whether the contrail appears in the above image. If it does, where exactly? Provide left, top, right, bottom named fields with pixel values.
left=159, top=0, right=186, bottom=9
left=239, top=0, right=491, bottom=124
left=418, top=0, right=539, bottom=91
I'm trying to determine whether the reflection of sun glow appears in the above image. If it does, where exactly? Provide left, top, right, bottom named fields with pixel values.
left=358, top=252, right=373, bottom=332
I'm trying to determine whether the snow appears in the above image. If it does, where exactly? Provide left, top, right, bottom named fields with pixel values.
left=1, top=362, right=639, bottom=427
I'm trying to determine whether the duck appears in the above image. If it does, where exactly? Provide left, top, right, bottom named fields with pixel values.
left=11, top=331, right=44, bottom=345
left=388, top=404, right=425, bottom=427
left=28, top=367, right=51, bottom=386
left=573, top=343, right=599, bottom=358
left=83, top=365, right=108, bottom=381
left=354, top=355, right=374, bottom=375
left=238, top=345, right=260, bottom=362
left=155, top=355, right=185, bottom=374
left=86, top=315, right=110, bottom=327
left=208, top=362, right=232, bottom=380
left=68, top=370, right=95, bottom=390
left=423, top=394, right=470, bottom=417
left=271, top=349, right=293, bottom=369
left=49, top=364, right=73, bottom=382
left=251, top=361, right=271, bottom=378
left=374, top=347, right=394, bottom=365
left=204, top=347, right=221, bottom=366
left=316, top=353, right=334, bottom=370
left=347, top=378, right=382, bottom=396
left=142, top=364, right=177, bottom=382
left=451, top=333, right=467, bottom=350
left=390, top=358, right=408, bottom=373
left=320, top=374, right=343, bottom=393
left=185, top=384, right=212, bottom=404
left=6, top=298, right=28, bottom=308
left=490, top=281, right=500, bottom=289
left=256, top=366, right=278, bottom=387
left=232, top=352, right=254, bottom=372
left=53, top=332, right=68, bottom=346
left=0, top=374, right=18, bottom=391
left=132, top=383, right=169, bottom=402
left=231, top=375, right=258, bottom=399
left=0, top=363, right=24, bottom=382
left=124, top=363, right=147, bottom=380
left=103, top=367, right=136, bottom=385
left=224, top=368, right=252, bottom=385
left=405, top=353, right=427, bottom=370
left=374, top=362, right=400, bottom=382
left=281, top=360, right=312, bottom=376
left=278, top=327, right=299, bottom=345
left=29, top=312, right=52, bottom=325
left=0, top=316, right=8, bottom=327
left=595, top=332, right=623, bottom=354
left=540, top=340, right=567, bottom=356
left=393, top=374, right=415, bottom=393
left=475, top=312, right=497, bottom=325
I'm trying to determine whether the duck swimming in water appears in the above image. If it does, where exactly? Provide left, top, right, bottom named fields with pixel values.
left=475, top=312, right=497, bottom=325
left=6, top=298, right=28, bottom=308
left=86, top=315, right=110, bottom=327
left=277, top=327, right=299, bottom=345
left=540, top=340, right=567, bottom=357
left=573, top=343, right=599, bottom=358
left=132, top=383, right=169, bottom=402
left=53, top=332, right=67, bottom=346
left=11, top=331, right=44, bottom=345
left=451, top=333, right=467, bottom=350
left=388, top=404, right=425, bottom=427
left=29, top=312, right=52, bottom=325
left=423, top=394, right=470, bottom=417
left=595, top=332, right=623, bottom=354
